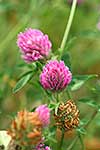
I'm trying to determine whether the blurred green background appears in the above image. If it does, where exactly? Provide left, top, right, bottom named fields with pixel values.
left=0, top=0, right=100, bottom=149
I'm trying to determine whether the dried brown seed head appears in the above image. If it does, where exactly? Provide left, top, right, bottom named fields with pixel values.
left=54, top=100, right=79, bottom=130
left=7, top=110, right=42, bottom=147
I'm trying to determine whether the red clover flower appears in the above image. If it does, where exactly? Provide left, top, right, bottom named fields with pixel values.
left=40, top=60, right=72, bottom=91
left=35, top=143, right=51, bottom=150
left=7, top=110, right=43, bottom=146
left=36, top=105, right=50, bottom=127
left=17, top=28, right=52, bottom=63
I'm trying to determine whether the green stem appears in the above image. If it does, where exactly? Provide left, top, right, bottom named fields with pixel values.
left=59, top=0, right=77, bottom=55
left=85, top=110, right=98, bottom=128
left=59, top=129, right=65, bottom=150
left=52, top=93, right=59, bottom=103
left=66, top=89, right=72, bottom=99
left=78, top=133, right=85, bottom=150
left=56, top=93, right=59, bottom=103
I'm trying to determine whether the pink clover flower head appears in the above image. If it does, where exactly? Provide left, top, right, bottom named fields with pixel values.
left=40, top=60, right=72, bottom=91
left=68, top=0, right=84, bottom=5
left=36, top=105, right=50, bottom=127
left=97, top=21, right=100, bottom=30
left=35, top=143, right=51, bottom=150
left=17, top=28, right=52, bottom=63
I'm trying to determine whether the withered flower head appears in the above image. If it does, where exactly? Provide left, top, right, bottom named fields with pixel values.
left=7, top=110, right=43, bottom=147
left=54, top=100, right=79, bottom=130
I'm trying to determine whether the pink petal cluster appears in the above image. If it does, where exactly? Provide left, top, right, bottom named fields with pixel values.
left=36, top=105, right=50, bottom=127
left=17, top=28, right=52, bottom=63
left=40, top=60, right=72, bottom=91
left=68, top=0, right=84, bottom=5
left=35, top=143, right=51, bottom=150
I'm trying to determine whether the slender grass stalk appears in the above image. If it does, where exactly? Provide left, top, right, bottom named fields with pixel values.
left=59, top=0, right=77, bottom=55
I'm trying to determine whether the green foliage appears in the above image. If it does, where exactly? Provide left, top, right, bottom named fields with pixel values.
left=61, top=52, right=72, bottom=71
left=0, top=1, right=15, bottom=11
left=63, top=37, right=77, bottom=52
left=77, top=30, right=100, bottom=39
left=0, top=0, right=100, bottom=149
left=78, top=98, right=98, bottom=108
left=49, top=102, right=60, bottom=115
left=69, top=74, right=97, bottom=91
left=13, top=72, right=34, bottom=93
left=76, top=127, right=87, bottom=135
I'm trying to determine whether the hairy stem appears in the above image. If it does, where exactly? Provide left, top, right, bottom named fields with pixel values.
left=59, top=0, right=77, bottom=55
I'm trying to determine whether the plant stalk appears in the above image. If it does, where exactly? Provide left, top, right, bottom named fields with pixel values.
left=78, top=133, right=85, bottom=150
left=66, top=89, right=72, bottom=99
left=59, top=0, right=77, bottom=55
left=85, top=109, right=98, bottom=128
